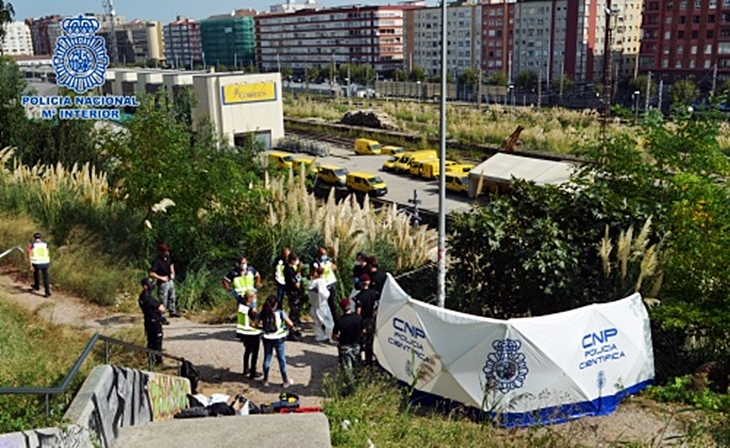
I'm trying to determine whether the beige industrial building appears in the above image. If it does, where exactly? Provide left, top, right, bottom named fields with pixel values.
left=100, top=68, right=283, bottom=148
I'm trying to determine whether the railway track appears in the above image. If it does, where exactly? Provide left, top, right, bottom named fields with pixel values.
left=284, top=117, right=586, bottom=164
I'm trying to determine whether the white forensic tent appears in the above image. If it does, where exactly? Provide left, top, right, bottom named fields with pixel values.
left=468, top=153, right=576, bottom=197
left=374, top=274, right=655, bottom=427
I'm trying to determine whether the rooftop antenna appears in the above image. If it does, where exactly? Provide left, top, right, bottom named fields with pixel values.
left=102, top=0, right=119, bottom=65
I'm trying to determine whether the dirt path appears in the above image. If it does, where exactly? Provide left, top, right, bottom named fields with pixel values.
left=0, top=268, right=701, bottom=445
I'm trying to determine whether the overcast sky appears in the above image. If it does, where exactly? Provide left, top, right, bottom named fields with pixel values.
left=14, top=0, right=419, bottom=23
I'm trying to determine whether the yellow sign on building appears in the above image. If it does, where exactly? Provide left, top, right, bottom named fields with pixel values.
left=221, top=82, right=277, bottom=105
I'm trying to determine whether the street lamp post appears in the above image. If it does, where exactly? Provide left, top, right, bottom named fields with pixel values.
left=437, top=0, right=448, bottom=308
left=633, top=90, right=640, bottom=119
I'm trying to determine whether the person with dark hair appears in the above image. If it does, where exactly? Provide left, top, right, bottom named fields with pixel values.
left=332, top=297, right=364, bottom=370
left=149, top=244, right=178, bottom=322
left=28, top=232, right=51, bottom=297
left=354, top=274, right=379, bottom=367
left=273, top=247, right=291, bottom=310
left=311, top=246, right=339, bottom=324
left=222, top=255, right=261, bottom=305
left=368, top=256, right=387, bottom=296
left=139, top=278, right=165, bottom=365
left=256, top=296, right=295, bottom=388
left=236, top=290, right=263, bottom=379
left=283, top=253, right=302, bottom=327
left=352, top=252, right=370, bottom=290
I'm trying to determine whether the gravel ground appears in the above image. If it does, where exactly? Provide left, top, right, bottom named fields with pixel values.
left=1, top=268, right=707, bottom=445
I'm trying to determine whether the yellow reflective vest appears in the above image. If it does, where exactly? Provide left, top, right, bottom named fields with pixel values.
left=236, top=304, right=262, bottom=336
left=263, top=310, right=288, bottom=340
left=321, top=260, right=337, bottom=286
left=232, top=269, right=255, bottom=295
left=275, top=260, right=285, bottom=285
left=30, top=242, right=50, bottom=265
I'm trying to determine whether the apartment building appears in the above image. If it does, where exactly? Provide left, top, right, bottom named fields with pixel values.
left=407, top=1, right=481, bottom=77
left=1, top=21, right=34, bottom=56
left=256, top=3, right=423, bottom=75
left=25, top=15, right=63, bottom=56
left=639, top=0, right=729, bottom=82
left=201, top=9, right=256, bottom=69
left=481, top=0, right=515, bottom=77
left=122, top=20, right=165, bottom=63
left=164, top=17, right=203, bottom=69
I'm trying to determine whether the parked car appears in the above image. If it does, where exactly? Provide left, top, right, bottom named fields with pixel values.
left=292, top=157, right=319, bottom=174
left=447, top=163, right=475, bottom=174
left=354, top=138, right=382, bottom=155
left=393, top=150, right=437, bottom=174
left=409, top=157, right=437, bottom=177
left=346, top=171, right=388, bottom=197
left=382, top=155, right=402, bottom=172
left=381, top=145, right=406, bottom=156
left=445, top=173, right=470, bottom=195
left=268, top=151, right=294, bottom=169
left=317, top=164, right=349, bottom=186
left=421, top=160, right=457, bottom=179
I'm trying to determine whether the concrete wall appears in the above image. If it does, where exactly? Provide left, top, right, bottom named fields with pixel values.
left=0, top=365, right=190, bottom=448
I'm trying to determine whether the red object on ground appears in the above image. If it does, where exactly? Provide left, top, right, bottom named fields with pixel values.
left=279, top=407, right=322, bottom=414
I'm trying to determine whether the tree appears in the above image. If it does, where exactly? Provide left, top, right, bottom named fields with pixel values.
left=515, top=70, right=538, bottom=91
left=670, top=79, right=699, bottom=107
left=629, top=75, right=658, bottom=101
left=393, top=68, right=407, bottom=82
left=458, top=68, right=479, bottom=87
left=551, top=74, right=575, bottom=93
left=281, top=67, right=293, bottom=81
left=408, top=66, right=426, bottom=82
left=0, top=56, right=26, bottom=149
left=307, top=67, right=320, bottom=83
left=0, top=1, right=14, bottom=52
left=488, top=71, right=508, bottom=87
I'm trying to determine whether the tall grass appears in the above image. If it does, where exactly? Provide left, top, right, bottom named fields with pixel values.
left=264, top=170, right=437, bottom=274
left=0, top=299, right=89, bottom=433
left=284, top=99, right=609, bottom=154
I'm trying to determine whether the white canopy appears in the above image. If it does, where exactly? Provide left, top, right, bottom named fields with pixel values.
left=374, top=274, right=655, bottom=427
left=468, top=153, right=576, bottom=196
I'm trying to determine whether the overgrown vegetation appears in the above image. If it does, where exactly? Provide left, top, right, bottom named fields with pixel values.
left=0, top=298, right=89, bottom=433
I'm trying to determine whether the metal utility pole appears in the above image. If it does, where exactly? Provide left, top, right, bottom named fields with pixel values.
left=102, top=0, right=119, bottom=66
left=712, top=64, right=718, bottom=96
left=601, top=0, right=613, bottom=136
left=645, top=72, right=651, bottom=112
left=658, top=78, right=664, bottom=111
left=437, top=0, right=448, bottom=309
left=537, top=68, right=542, bottom=108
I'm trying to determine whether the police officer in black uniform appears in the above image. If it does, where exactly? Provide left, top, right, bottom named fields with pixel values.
left=139, top=278, right=165, bottom=365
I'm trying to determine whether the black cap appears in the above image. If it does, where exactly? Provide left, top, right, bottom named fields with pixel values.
left=33, top=232, right=42, bottom=239
left=141, top=278, right=154, bottom=288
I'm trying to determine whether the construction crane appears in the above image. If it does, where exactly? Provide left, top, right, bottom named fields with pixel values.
left=102, top=0, right=118, bottom=65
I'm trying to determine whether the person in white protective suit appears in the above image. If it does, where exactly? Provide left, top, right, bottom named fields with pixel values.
left=307, top=266, right=335, bottom=343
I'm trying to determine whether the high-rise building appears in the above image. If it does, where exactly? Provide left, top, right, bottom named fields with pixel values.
left=2, top=21, right=34, bottom=56
left=256, top=3, right=423, bottom=75
left=164, top=16, right=203, bottom=69
left=407, top=1, right=481, bottom=77
left=639, top=0, right=725, bottom=83
left=481, top=0, right=515, bottom=79
left=269, top=0, right=321, bottom=13
left=201, top=9, right=256, bottom=69
left=25, top=15, right=63, bottom=56
left=123, top=20, right=165, bottom=63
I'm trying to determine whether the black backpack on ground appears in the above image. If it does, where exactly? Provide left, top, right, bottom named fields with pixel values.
left=180, top=359, right=200, bottom=394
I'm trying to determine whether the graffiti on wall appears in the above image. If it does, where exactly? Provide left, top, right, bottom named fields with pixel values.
left=147, top=373, right=190, bottom=421
left=85, top=366, right=152, bottom=448
left=0, top=424, right=89, bottom=448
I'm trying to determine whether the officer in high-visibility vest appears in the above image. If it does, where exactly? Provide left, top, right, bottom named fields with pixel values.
left=236, top=290, right=263, bottom=379
left=310, top=246, right=339, bottom=324
left=273, top=247, right=291, bottom=310
left=222, top=256, right=261, bottom=304
left=28, top=232, right=51, bottom=297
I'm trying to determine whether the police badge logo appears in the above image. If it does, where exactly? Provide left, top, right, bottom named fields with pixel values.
left=483, top=339, right=529, bottom=393
left=52, top=15, right=109, bottom=94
